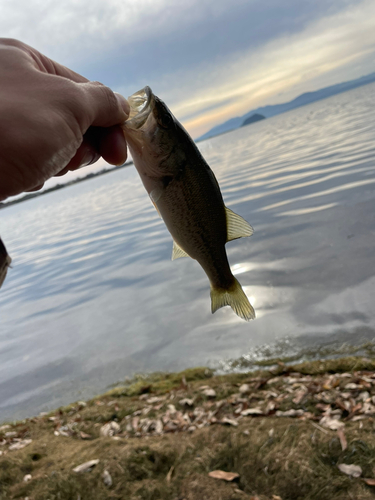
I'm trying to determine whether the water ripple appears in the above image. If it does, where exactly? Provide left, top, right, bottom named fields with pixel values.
left=1, top=83, right=375, bottom=420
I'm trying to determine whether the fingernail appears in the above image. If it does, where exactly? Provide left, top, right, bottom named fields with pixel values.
left=115, top=92, right=130, bottom=118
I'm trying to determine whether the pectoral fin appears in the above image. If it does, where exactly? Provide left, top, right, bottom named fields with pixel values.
left=225, top=207, right=254, bottom=242
left=150, top=188, right=163, bottom=218
left=172, top=240, right=189, bottom=260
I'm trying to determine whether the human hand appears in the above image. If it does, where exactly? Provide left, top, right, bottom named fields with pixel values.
left=0, top=38, right=130, bottom=200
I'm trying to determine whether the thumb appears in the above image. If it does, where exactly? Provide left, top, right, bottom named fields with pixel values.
left=79, top=81, right=130, bottom=128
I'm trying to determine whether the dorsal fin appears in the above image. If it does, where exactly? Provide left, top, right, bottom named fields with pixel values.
left=172, top=240, right=189, bottom=260
left=225, top=207, right=254, bottom=242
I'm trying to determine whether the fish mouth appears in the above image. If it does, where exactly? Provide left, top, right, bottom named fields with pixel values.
left=125, top=86, right=155, bottom=130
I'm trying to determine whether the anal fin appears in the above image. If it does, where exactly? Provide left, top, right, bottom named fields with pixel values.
left=172, top=240, right=189, bottom=260
left=225, top=206, right=254, bottom=241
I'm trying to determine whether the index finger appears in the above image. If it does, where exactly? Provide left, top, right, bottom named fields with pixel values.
left=32, top=49, right=89, bottom=83
left=1, top=38, right=89, bottom=83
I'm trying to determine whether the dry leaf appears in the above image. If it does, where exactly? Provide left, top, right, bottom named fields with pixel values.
left=221, top=417, right=239, bottom=427
left=102, top=470, right=112, bottom=487
left=272, top=496, right=283, bottom=500
left=147, top=397, right=163, bottom=404
left=363, top=478, right=375, bottom=486
left=73, top=459, right=100, bottom=473
left=241, top=408, right=263, bottom=416
left=337, top=463, right=362, bottom=477
left=202, top=389, right=216, bottom=398
left=337, top=428, right=347, bottom=451
left=155, top=419, right=163, bottom=434
left=239, top=384, right=251, bottom=394
left=208, top=470, right=240, bottom=481
left=319, top=416, right=344, bottom=430
left=166, top=465, right=174, bottom=483
left=179, top=398, right=194, bottom=407
left=5, top=432, right=17, bottom=438
left=100, top=422, right=120, bottom=437
left=351, top=415, right=366, bottom=422
left=8, top=439, right=32, bottom=451
left=293, top=388, right=307, bottom=404
left=345, top=383, right=362, bottom=390
left=80, top=431, right=92, bottom=440
left=275, top=409, right=304, bottom=417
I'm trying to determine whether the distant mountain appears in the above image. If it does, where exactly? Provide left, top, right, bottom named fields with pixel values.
left=197, top=72, right=375, bottom=141
left=241, top=113, right=265, bottom=127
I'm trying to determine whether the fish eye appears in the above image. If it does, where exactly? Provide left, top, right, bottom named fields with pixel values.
left=158, top=112, right=173, bottom=129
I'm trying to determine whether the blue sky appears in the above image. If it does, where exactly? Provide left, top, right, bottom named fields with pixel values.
left=1, top=0, right=375, bottom=142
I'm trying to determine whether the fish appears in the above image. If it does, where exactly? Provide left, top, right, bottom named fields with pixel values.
left=0, top=237, right=11, bottom=289
left=122, top=87, right=255, bottom=321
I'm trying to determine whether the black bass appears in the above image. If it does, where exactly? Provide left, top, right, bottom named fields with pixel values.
left=122, top=87, right=255, bottom=321
left=0, top=237, right=11, bottom=289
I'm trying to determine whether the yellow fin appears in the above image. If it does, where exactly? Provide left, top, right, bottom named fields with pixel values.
left=225, top=207, right=254, bottom=242
left=172, top=240, right=189, bottom=260
left=210, top=278, right=255, bottom=321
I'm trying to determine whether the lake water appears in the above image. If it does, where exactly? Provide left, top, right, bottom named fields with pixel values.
left=1, top=83, right=375, bottom=421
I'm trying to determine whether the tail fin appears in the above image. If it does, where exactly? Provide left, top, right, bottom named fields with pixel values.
left=0, top=238, right=12, bottom=289
left=210, top=278, right=255, bottom=321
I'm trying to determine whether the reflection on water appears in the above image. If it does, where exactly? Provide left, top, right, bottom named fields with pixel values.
left=1, top=83, right=375, bottom=420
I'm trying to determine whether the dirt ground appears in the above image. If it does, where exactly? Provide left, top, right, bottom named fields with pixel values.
left=2, top=357, right=375, bottom=499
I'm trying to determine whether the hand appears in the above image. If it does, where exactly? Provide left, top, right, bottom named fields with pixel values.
left=0, top=38, right=130, bottom=200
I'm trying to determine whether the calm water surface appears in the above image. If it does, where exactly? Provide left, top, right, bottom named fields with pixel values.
left=1, top=84, right=375, bottom=420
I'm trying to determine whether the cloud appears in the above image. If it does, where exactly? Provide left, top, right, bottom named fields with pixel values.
left=161, top=0, right=375, bottom=136
left=1, top=0, right=359, bottom=72
left=1, top=0, right=374, bottom=138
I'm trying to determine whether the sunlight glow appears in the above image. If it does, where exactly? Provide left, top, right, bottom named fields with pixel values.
left=173, top=0, right=375, bottom=137
left=231, top=262, right=257, bottom=275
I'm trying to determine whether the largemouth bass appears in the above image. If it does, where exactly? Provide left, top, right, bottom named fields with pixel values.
left=122, top=87, right=255, bottom=321
left=0, top=237, right=11, bottom=289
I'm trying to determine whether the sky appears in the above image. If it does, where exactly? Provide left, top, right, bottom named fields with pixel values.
left=1, top=0, right=375, bottom=153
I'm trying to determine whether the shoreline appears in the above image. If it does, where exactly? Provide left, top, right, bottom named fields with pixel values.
left=0, top=161, right=133, bottom=210
left=2, top=356, right=375, bottom=499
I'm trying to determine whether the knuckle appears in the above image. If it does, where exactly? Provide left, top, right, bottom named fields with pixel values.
left=92, top=81, right=119, bottom=113
left=1, top=38, right=24, bottom=49
left=62, top=82, right=91, bottom=130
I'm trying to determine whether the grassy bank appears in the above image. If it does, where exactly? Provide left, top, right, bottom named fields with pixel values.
left=2, top=357, right=375, bottom=499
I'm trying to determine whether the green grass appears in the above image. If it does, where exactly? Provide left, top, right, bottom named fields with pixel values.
left=2, top=358, right=375, bottom=499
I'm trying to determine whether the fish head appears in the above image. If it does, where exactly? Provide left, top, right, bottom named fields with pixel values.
left=123, top=87, right=189, bottom=180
